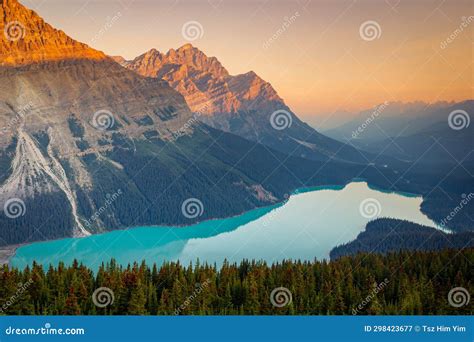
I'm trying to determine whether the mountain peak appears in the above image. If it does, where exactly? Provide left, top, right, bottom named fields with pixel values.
left=178, top=43, right=194, bottom=50
left=145, top=48, right=160, bottom=56
left=165, top=44, right=229, bottom=78
left=0, top=0, right=106, bottom=66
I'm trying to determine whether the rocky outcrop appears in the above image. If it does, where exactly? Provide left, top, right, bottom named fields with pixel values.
left=118, top=45, right=282, bottom=118
left=0, top=0, right=106, bottom=66
left=0, top=0, right=195, bottom=239
left=118, top=45, right=364, bottom=163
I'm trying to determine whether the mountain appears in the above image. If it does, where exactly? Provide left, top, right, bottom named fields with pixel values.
left=363, top=118, right=474, bottom=163
left=113, top=46, right=364, bottom=163
left=323, top=100, right=469, bottom=144
left=323, top=100, right=474, bottom=163
left=0, top=0, right=376, bottom=247
left=0, top=0, right=105, bottom=66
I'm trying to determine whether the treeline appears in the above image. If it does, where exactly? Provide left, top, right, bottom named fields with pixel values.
left=330, top=218, right=474, bottom=259
left=0, top=192, right=75, bottom=246
left=0, top=249, right=472, bottom=315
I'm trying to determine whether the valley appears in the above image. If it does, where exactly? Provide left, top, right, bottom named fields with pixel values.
left=0, top=0, right=471, bottom=273
left=11, top=181, right=446, bottom=271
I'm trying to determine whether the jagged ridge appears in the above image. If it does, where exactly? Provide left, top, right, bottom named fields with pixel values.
left=0, top=0, right=106, bottom=66
left=116, top=45, right=365, bottom=163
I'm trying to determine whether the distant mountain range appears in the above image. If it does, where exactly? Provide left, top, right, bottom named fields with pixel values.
left=324, top=100, right=474, bottom=163
left=113, top=46, right=363, bottom=163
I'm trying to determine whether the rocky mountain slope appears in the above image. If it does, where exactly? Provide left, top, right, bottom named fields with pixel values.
left=0, top=0, right=105, bottom=66
left=0, top=0, right=375, bottom=246
left=114, top=46, right=364, bottom=163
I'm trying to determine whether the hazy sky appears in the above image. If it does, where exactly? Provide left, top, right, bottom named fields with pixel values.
left=22, top=0, right=473, bottom=118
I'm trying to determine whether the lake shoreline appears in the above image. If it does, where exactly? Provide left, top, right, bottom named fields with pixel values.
left=0, top=244, right=22, bottom=266
left=7, top=180, right=439, bottom=268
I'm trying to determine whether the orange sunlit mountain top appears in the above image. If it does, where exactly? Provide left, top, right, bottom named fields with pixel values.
left=0, top=0, right=106, bottom=66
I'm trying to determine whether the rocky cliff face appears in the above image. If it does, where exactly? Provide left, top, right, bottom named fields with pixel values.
left=117, top=45, right=283, bottom=119
left=0, top=0, right=106, bottom=66
left=0, top=0, right=199, bottom=241
left=1, top=0, right=350, bottom=246
left=117, top=45, right=363, bottom=163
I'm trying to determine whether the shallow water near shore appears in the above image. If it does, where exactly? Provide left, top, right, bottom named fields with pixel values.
left=11, top=182, right=441, bottom=271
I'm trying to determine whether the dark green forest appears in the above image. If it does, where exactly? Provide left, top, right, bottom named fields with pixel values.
left=0, top=248, right=472, bottom=315
left=330, top=218, right=474, bottom=259
left=1, top=124, right=472, bottom=247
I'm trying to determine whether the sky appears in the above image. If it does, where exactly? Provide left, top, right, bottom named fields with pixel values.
left=21, top=0, right=473, bottom=120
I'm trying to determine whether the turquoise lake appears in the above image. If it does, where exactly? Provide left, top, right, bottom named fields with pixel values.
left=11, top=182, right=443, bottom=271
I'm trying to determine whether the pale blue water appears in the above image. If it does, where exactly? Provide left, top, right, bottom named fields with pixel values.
left=11, top=182, right=442, bottom=271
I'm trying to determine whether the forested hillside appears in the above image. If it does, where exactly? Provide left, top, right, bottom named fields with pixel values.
left=1, top=249, right=471, bottom=315
left=330, top=218, right=474, bottom=259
